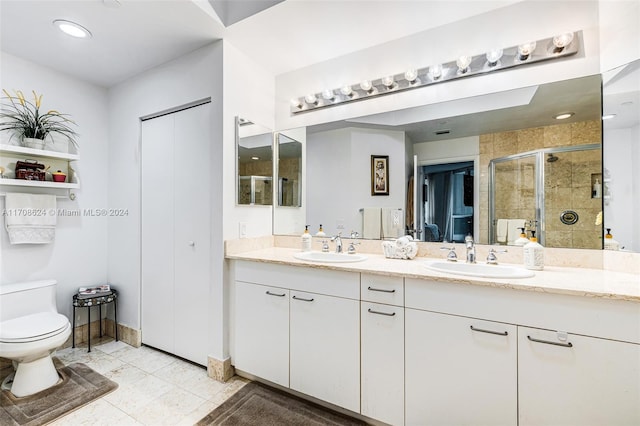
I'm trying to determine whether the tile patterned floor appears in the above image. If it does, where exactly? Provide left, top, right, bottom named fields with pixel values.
left=46, top=339, right=248, bottom=425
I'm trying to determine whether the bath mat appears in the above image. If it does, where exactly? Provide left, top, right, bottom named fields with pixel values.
left=0, top=360, right=118, bottom=426
left=196, top=381, right=365, bottom=425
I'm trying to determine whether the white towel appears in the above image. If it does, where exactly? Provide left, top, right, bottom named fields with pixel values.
left=496, top=219, right=508, bottom=243
left=381, top=208, right=404, bottom=239
left=507, top=219, right=526, bottom=245
left=5, top=193, right=56, bottom=244
left=362, top=208, right=381, bottom=240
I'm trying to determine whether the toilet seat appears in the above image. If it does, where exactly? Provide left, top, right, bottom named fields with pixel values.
left=0, top=312, right=70, bottom=343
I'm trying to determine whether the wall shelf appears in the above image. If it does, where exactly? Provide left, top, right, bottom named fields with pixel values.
left=0, top=144, right=80, bottom=198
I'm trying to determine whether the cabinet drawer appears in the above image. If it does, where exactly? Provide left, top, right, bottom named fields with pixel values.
left=235, top=260, right=359, bottom=299
left=405, top=278, right=640, bottom=344
left=360, top=274, right=404, bottom=306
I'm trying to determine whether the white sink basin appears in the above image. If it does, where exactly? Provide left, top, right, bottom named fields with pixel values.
left=424, top=261, right=534, bottom=279
left=293, top=251, right=368, bottom=263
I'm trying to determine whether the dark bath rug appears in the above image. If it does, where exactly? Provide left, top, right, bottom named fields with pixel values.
left=0, top=359, right=118, bottom=426
left=196, top=381, right=365, bottom=426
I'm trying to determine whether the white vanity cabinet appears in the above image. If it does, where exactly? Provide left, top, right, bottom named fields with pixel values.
left=232, top=260, right=360, bottom=413
left=360, top=274, right=405, bottom=426
left=234, top=281, right=289, bottom=387
left=405, top=310, right=517, bottom=426
left=518, top=327, right=640, bottom=426
left=405, top=277, right=640, bottom=426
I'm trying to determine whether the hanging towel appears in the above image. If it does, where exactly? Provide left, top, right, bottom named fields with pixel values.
left=496, top=219, right=508, bottom=243
left=5, top=193, right=56, bottom=244
left=507, top=219, right=526, bottom=245
left=382, top=208, right=404, bottom=239
left=362, top=207, right=382, bottom=239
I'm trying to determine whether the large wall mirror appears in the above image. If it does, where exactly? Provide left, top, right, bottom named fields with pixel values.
left=236, top=117, right=273, bottom=206
left=272, top=68, right=640, bottom=253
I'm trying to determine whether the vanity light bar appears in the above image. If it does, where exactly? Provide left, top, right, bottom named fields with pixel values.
left=290, top=31, right=581, bottom=115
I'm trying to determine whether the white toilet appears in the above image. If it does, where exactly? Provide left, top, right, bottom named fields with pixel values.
left=0, top=279, right=71, bottom=397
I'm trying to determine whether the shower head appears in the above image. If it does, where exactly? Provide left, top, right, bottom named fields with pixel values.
left=547, top=153, right=559, bottom=163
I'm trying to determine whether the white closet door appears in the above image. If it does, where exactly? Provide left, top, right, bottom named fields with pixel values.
left=141, top=102, right=211, bottom=365
left=173, top=103, right=211, bottom=365
left=141, top=113, right=175, bottom=354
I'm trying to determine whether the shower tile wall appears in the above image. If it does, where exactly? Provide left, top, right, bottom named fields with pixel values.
left=479, top=120, right=602, bottom=249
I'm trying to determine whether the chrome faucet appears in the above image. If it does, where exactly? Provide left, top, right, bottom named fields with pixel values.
left=464, top=234, right=476, bottom=264
left=331, top=233, right=343, bottom=253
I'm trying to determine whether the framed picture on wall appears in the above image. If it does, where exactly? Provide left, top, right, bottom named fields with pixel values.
left=371, top=155, right=389, bottom=196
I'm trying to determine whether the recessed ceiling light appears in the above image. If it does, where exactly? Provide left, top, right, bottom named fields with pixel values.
left=602, top=114, right=616, bottom=120
left=251, top=156, right=260, bottom=161
left=53, top=19, right=92, bottom=39
left=554, top=112, right=575, bottom=120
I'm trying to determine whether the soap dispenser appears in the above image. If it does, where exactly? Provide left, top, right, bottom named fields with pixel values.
left=301, top=225, right=312, bottom=252
left=315, top=224, right=326, bottom=237
left=523, top=230, right=544, bottom=270
left=514, top=228, right=529, bottom=246
left=604, top=228, right=620, bottom=251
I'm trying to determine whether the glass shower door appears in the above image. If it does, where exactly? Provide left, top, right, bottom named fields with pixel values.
left=490, top=154, right=537, bottom=245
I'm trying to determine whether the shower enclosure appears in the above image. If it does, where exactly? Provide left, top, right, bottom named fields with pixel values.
left=489, top=144, right=602, bottom=249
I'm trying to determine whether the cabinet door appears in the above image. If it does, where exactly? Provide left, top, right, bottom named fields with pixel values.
left=234, top=281, right=289, bottom=387
left=406, top=309, right=517, bottom=426
left=290, top=291, right=360, bottom=413
left=519, top=327, right=640, bottom=426
left=361, top=302, right=404, bottom=426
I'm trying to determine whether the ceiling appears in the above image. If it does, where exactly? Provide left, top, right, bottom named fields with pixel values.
left=0, top=0, right=520, bottom=87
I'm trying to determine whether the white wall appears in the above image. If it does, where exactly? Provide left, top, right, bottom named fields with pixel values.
left=274, top=1, right=601, bottom=132
left=307, top=127, right=407, bottom=237
left=0, top=52, right=109, bottom=323
left=107, top=43, right=224, bottom=359
left=604, top=125, right=640, bottom=252
left=598, top=0, right=640, bottom=73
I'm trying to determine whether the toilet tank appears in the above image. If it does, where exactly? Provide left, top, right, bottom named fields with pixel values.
left=0, top=280, right=58, bottom=322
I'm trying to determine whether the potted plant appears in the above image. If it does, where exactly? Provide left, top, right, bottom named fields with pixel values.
left=0, top=89, right=78, bottom=150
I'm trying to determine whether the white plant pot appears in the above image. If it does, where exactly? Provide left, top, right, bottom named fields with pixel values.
left=23, top=138, right=46, bottom=150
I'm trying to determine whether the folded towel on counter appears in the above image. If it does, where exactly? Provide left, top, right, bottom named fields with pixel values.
left=362, top=208, right=381, bottom=240
left=5, top=193, right=56, bottom=244
left=507, top=219, right=526, bottom=245
left=382, top=235, right=418, bottom=260
left=496, top=219, right=508, bottom=243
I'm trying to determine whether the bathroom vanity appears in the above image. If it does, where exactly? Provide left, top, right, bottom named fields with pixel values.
left=228, top=246, right=640, bottom=426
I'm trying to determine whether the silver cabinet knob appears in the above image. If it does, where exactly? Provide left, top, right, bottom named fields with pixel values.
left=188, top=241, right=195, bottom=246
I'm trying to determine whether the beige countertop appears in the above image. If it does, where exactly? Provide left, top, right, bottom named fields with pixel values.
left=227, top=246, right=640, bottom=302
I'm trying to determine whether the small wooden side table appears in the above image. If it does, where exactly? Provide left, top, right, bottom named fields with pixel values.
left=72, top=289, right=118, bottom=352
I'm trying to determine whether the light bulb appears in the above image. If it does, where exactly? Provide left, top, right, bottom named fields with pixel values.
left=602, top=114, right=616, bottom=120
left=321, top=89, right=335, bottom=101
left=305, top=94, right=318, bottom=105
left=404, top=68, right=418, bottom=83
left=290, top=98, right=302, bottom=108
left=518, top=42, right=537, bottom=60
left=485, top=49, right=503, bottom=66
left=554, top=112, right=575, bottom=120
left=53, top=19, right=92, bottom=38
left=456, top=55, right=472, bottom=72
left=340, top=85, right=353, bottom=96
left=382, top=76, right=395, bottom=88
left=427, top=64, right=442, bottom=80
left=553, top=32, right=574, bottom=49
left=359, top=80, right=373, bottom=92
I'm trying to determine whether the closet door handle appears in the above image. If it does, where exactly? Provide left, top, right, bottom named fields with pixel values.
left=292, top=295, right=314, bottom=302
left=367, top=286, right=396, bottom=293
left=266, top=291, right=286, bottom=297
left=470, top=325, right=508, bottom=336
left=527, top=335, right=573, bottom=348
left=367, top=308, right=396, bottom=317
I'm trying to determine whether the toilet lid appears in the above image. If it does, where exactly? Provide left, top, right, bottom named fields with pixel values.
left=0, top=312, right=69, bottom=342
